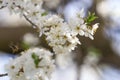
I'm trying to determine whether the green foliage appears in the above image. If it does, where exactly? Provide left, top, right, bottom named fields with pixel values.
left=21, top=42, right=30, bottom=50
left=87, top=47, right=101, bottom=56
left=41, top=12, right=48, bottom=16
left=85, top=12, right=98, bottom=25
left=31, top=53, right=42, bottom=68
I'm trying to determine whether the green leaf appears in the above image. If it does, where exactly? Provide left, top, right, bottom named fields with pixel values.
left=21, top=42, right=30, bottom=50
left=87, top=47, right=101, bottom=56
left=31, top=53, right=41, bottom=68
left=85, top=12, right=98, bottom=25
left=41, top=12, right=48, bottom=16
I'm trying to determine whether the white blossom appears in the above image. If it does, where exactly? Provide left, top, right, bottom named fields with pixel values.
left=0, top=0, right=100, bottom=80
left=5, top=48, right=55, bottom=80
left=23, top=33, right=39, bottom=46
left=55, top=52, right=75, bottom=69
left=0, top=0, right=99, bottom=54
left=43, top=0, right=60, bottom=9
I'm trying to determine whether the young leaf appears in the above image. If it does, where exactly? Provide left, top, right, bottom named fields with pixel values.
left=32, top=53, right=41, bottom=68
left=85, top=12, right=98, bottom=25
left=41, top=12, right=48, bottom=16
left=21, top=42, right=30, bottom=50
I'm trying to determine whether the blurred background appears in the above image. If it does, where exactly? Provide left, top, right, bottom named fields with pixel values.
left=1, top=0, right=120, bottom=80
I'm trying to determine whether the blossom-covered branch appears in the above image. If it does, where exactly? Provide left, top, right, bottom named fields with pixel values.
left=0, top=0, right=99, bottom=80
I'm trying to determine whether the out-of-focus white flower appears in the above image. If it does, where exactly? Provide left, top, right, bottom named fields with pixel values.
left=79, top=65, right=101, bottom=80
left=0, top=8, right=29, bottom=27
left=105, top=27, right=120, bottom=56
left=5, top=48, right=55, bottom=80
left=43, top=0, right=60, bottom=9
left=55, top=52, right=74, bottom=69
left=79, top=50, right=101, bottom=80
left=97, top=0, right=120, bottom=56
left=97, top=0, right=120, bottom=25
left=23, top=33, right=39, bottom=46
left=100, top=65, right=120, bottom=80
left=52, top=65, right=77, bottom=80
left=63, top=0, right=93, bottom=21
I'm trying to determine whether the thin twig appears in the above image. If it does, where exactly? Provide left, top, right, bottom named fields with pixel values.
left=14, top=3, right=38, bottom=28
left=0, top=73, right=8, bottom=77
left=0, top=6, right=6, bottom=9
left=23, top=14, right=38, bottom=28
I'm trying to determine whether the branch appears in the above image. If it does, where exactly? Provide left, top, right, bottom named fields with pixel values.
left=0, top=6, right=6, bottom=9
left=13, top=3, right=38, bottom=28
left=23, top=14, right=38, bottom=28
left=0, top=73, right=8, bottom=77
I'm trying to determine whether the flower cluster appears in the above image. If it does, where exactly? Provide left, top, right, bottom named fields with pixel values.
left=0, top=0, right=99, bottom=80
left=43, top=15, right=80, bottom=54
left=0, top=0, right=99, bottom=54
left=6, top=48, right=55, bottom=80
left=41, top=12, right=98, bottom=54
